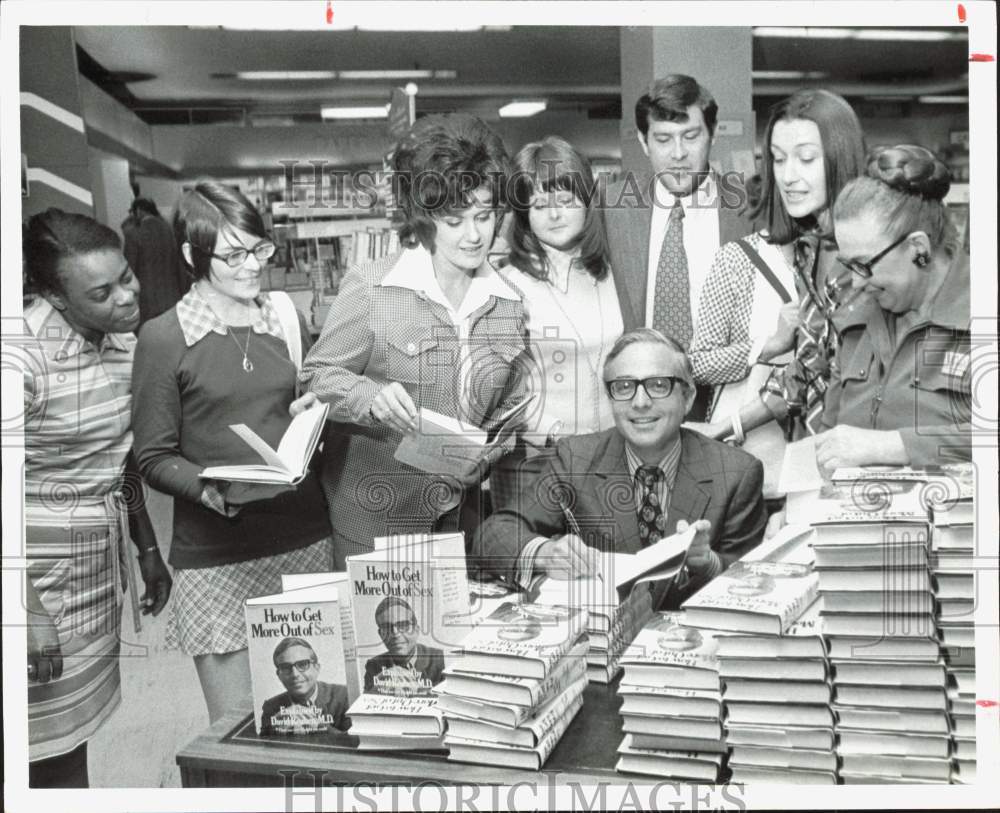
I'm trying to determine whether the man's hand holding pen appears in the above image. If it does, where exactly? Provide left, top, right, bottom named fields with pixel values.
left=536, top=534, right=599, bottom=579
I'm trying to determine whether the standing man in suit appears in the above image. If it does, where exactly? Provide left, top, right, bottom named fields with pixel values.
left=604, top=75, right=750, bottom=418
left=472, top=328, right=766, bottom=610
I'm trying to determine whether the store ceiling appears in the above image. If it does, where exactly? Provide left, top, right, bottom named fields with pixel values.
left=73, top=25, right=969, bottom=126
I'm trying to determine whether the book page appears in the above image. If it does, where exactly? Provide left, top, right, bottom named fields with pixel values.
left=273, top=402, right=329, bottom=472
left=778, top=435, right=823, bottom=494
left=229, top=423, right=286, bottom=469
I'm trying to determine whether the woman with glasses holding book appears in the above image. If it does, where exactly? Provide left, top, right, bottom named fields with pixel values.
left=814, top=144, right=970, bottom=476
left=693, top=90, right=865, bottom=461
left=132, top=181, right=333, bottom=723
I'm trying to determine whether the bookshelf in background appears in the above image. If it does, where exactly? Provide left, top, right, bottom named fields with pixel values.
left=263, top=207, right=397, bottom=334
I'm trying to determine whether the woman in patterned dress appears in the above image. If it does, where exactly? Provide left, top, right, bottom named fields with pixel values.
left=22, top=209, right=172, bottom=787
left=132, top=182, right=333, bottom=723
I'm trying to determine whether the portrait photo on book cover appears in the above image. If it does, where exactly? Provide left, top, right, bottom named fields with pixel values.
left=260, top=637, right=351, bottom=735
left=648, top=613, right=704, bottom=652
left=363, top=596, right=446, bottom=696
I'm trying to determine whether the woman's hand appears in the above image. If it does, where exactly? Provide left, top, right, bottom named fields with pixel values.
left=200, top=482, right=240, bottom=517
left=759, top=301, right=800, bottom=361
left=137, top=548, right=173, bottom=617
left=700, top=420, right=733, bottom=442
left=225, top=481, right=295, bottom=506
left=289, top=391, right=318, bottom=417
left=814, top=425, right=908, bottom=479
left=27, top=608, right=63, bottom=684
left=369, top=382, right=417, bottom=434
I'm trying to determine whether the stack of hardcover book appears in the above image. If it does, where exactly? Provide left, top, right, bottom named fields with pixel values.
left=614, top=611, right=727, bottom=781
left=681, top=526, right=832, bottom=783
left=928, top=467, right=976, bottom=784
left=719, top=599, right=837, bottom=784
left=533, top=576, right=654, bottom=684
left=442, top=602, right=589, bottom=769
left=813, top=480, right=951, bottom=784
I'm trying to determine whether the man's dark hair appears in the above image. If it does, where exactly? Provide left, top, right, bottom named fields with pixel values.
left=635, top=74, right=718, bottom=139
left=272, top=636, right=316, bottom=665
left=375, top=596, right=416, bottom=620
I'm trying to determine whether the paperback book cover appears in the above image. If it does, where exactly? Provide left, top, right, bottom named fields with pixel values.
left=347, top=534, right=471, bottom=699
left=280, top=571, right=359, bottom=701
left=245, top=583, right=350, bottom=737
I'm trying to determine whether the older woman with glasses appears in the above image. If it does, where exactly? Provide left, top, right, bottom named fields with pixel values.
left=814, top=144, right=970, bottom=476
left=132, top=181, right=333, bottom=723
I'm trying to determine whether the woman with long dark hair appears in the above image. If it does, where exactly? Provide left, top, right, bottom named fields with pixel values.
left=490, top=135, right=623, bottom=508
left=692, top=90, right=866, bottom=478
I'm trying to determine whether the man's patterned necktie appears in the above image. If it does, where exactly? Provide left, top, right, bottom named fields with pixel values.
left=651, top=200, right=692, bottom=347
left=636, top=465, right=667, bottom=547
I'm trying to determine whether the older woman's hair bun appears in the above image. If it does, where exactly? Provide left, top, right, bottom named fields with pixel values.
left=867, top=145, right=951, bottom=202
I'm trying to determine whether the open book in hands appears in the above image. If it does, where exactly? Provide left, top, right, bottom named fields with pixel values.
left=200, top=402, right=329, bottom=485
left=393, top=395, right=536, bottom=478
left=531, top=525, right=697, bottom=610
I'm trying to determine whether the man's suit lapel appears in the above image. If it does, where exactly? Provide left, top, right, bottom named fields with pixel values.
left=586, top=432, right=643, bottom=554
left=664, top=430, right=713, bottom=533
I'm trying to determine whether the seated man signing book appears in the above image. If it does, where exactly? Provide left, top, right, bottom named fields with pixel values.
left=363, top=597, right=446, bottom=696
left=261, top=637, right=350, bottom=735
left=473, top=328, right=767, bottom=609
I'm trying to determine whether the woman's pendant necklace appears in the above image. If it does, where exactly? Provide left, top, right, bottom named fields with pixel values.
left=229, top=327, right=253, bottom=372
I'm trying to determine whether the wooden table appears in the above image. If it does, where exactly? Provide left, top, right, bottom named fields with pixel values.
left=177, top=679, right=662, bottom=787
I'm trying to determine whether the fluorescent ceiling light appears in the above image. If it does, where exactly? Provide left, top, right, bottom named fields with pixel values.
left=754, top=27, right=965, bottom=42
left=752, top=70, right=828, bottom=80
left=321, top=106, right=389, bottom=120
left=237, top=71, right=336, bottom=80
left=498, top=100, right=547, bottom=118
left=918, top=95, right=969, bottom=104
left=337, top=70, right=456, bottom=80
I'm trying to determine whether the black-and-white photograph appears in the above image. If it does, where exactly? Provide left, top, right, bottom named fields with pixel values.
left=2, top=1, right=996, bottom=811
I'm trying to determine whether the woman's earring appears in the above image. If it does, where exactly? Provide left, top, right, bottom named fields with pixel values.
left=914, top=252, right=930, bottom=268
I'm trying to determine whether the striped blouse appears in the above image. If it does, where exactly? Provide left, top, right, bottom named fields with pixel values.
left=22, top=297, right=136, bottom=761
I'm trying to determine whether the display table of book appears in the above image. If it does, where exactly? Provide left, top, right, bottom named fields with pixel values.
left=177, top=679, right=665, bottom=788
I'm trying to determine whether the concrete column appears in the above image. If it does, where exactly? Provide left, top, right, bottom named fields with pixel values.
left=619, top=27, right=755, bottom=181
left=19, top=27, right=95, bottom=219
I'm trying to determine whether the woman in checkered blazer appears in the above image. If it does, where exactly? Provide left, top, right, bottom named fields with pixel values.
left=300, top=114, right=529, bottom=565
